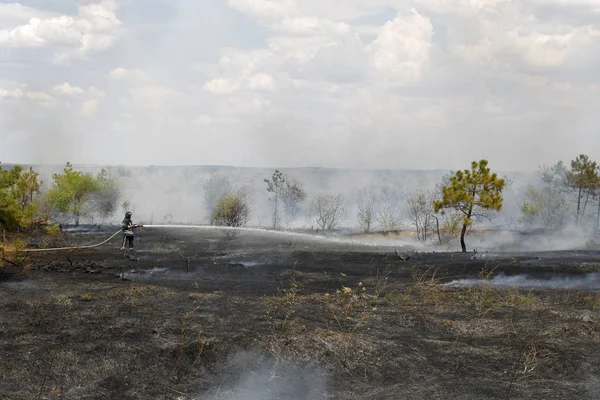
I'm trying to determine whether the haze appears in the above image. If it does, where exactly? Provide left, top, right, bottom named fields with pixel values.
left=1, top=0, right=600, bottom=170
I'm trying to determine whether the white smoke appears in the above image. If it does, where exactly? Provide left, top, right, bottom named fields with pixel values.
left=193, top=350, right=327, bottom=400
left=446, top=272, right=600, bottom=290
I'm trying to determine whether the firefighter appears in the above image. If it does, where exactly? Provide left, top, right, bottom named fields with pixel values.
left=121, top=211, right=141, bottom=251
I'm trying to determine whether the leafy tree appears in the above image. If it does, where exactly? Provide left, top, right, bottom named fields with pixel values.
left=0, top=163, right=42, bottom=230
left=434, top=160, right=506, bottom=253
left=310, top=194, right=346, bottom=231
left=565, top=154, right=599, bottom=226
left=44, top=162, right=101, bottom=226
left=264, top=170, right=285, bottom=229
left=91, top=169, right=120, bottom=222
left=520, top=161, right=569, bottom=230
left=14, top=166, right=41, bottom=206
left=211, top=190, right=250, bottom=227
left=280, top=178, right=307, bottom=227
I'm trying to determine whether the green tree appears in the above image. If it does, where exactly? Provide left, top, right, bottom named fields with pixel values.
left=0, top=163, right=42, bottom=230
left=520, top=161, right=569, bottom=230
left=14, top=166, right=41, bottom=206
left=211, top=190, right=250, bottom=227
left=45, top=162, right=101, bottom=226
left=91, top=168, right=120, bottom=222
left=280, top=178, right=307, bottom=228
left=565, top=154, right=599, bottom=226
left=434, top=160, right=506, bottom=253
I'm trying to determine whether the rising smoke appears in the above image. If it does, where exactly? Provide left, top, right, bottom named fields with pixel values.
left=446, top=272, right=600, bottom=290
left=193, top=349, right=327, bottom=400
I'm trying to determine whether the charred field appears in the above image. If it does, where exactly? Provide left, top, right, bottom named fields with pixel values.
left=1, top=226, right=600, bottom=400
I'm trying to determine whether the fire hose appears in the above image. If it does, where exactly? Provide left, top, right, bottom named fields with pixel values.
left=17, top=229, right=124, bottom=253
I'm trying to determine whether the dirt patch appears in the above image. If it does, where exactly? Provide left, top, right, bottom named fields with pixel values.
left=1, top=226, right=599, bottom=399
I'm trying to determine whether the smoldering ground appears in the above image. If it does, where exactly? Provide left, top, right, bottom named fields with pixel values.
left=192, top=349, right=328, bottom=400
left=3, top=220, right=600, bottom=399
left=446, top=272, right=600, bottom=290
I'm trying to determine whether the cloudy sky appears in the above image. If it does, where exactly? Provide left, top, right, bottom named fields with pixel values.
left=0, top=0, right=599, bottom=170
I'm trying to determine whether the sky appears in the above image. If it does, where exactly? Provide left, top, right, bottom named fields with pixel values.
left=0, top=0, right=599, bottom=170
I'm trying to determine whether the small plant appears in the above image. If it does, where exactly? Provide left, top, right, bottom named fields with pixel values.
left=1, top=236, right=28, bottom=268
left=466, top=269, right=503, bottom=318
left=178, top=306, right=200, bottom=381
left=80, top=294, right=93, bottom=302
left=265, top=269, right=302, bottom=335
left=45, top=224, right=61, bottom=237
left=326, top=281, right=376, bottom=332
left=373, top=268, right=391, bottom=299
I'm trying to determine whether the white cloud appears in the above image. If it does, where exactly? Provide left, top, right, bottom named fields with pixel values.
left=247, top=73, right=276, bottom=91
left=108, top=67, right=148, bottom=81
left=88, top=86, right=106, bottom=99
left=2, top=0, right=600, bottom=170
left=203, top=78, right=241, bottom=94
left=0, top=85, right=55, bottom=107
left=0, top=88, right=24, bottom=100
left=227, top=0, right=299, bottom=20
left=80, top=99, right=100, bottom=117
left=0, top=0, right=123, bottom=65
left=272, top=17, right=351, bottom=36
left=367, top=10, right=434, bottom=84
left=52, top=82, right=85, bottom=96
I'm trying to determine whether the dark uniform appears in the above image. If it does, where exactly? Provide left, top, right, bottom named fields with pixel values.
left=121, top=212, right=140, bottom=251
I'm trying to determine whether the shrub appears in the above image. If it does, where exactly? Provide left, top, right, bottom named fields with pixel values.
left=211, top=191, right=250, bottom=227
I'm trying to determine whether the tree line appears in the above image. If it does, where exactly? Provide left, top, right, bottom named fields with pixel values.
left=206, top=160, right=507, bottom=253
left=0, top=161, right=121, bottom=231
left=4, top=155, right=597, bottom=253
left=520, top=154, right=600, bottom=231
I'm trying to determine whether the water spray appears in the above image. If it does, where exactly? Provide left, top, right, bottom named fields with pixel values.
left=142, top=224, right=384, bottom=247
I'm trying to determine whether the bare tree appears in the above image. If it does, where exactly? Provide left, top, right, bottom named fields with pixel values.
left=264, top=170, right=286, bottom=229
left=204, top=173, right=232, bottom=221
left=377, top=187, right=402, bottom=233
left=310, top=194, right=346, bottom=231
left=357, top=188, right=379, bottom=233
left=405, top=189, right=436, bottom=242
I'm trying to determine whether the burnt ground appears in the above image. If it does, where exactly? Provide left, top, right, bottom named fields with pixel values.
left=1, top=226, right=600, bottom=400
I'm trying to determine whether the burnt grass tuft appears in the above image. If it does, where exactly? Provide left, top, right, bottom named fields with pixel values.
left=1, top=227, right=600, bottom=399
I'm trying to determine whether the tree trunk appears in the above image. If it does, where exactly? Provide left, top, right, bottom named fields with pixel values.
left=435, top=217, right=442, bottom=245
left=582, top=191, right=590, bottom=223
left=576, top=188, right=582, bottom=225
left=460, top=211, right=472, bottom=253
left=596, top=196, right=600, bottom=231
left=273, top=192, right=278, bottom=229
left=460, top=223, right=468, bottom=253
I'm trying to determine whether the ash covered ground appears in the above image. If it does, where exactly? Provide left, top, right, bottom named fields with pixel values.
left=1, top=226, right=600, bottom=400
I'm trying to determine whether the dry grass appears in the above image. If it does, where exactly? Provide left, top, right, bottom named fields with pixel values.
left=107, top=283, right=176, bottom=304
left=188, top=292, right=219, bottom=300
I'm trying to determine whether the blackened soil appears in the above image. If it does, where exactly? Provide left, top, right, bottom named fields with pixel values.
left=1, top=226, right=599, bottom=399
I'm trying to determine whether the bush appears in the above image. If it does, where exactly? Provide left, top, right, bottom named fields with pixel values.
left=211, top=191, right=250, bottom=227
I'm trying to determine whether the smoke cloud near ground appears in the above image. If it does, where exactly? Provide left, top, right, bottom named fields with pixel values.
left=17, top=162, right=600, bottom=253
left=192, top=349, right=327, bottom=400
left=446, top=272, right=600, bottom=290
